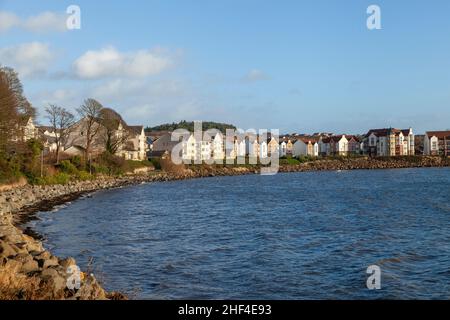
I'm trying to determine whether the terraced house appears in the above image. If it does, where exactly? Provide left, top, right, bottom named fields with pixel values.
left=364, top=128, right=415, bottom=157
left=293, top=137, right=319, bottom=157
left=424, top=131, right=450, bottom=156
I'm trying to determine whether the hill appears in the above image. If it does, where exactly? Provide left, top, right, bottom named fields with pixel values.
left=145, top=120, right=236, bottom=134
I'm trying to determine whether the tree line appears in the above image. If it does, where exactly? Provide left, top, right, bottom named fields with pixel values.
left=146, top=120, right=236, bottom=134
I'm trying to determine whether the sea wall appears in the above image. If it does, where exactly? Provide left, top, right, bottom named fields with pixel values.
left=278, top=156, right=450, bottom=173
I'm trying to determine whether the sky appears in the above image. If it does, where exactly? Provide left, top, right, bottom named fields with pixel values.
left=1, top=0, right=450, bottom=134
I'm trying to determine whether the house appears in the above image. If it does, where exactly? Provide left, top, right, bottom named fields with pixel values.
left=293, top=137, right=319, bottom=157
left=346, top=135, right=361, bottom=154
left=182, top=134, right=198, bottom=161
left=12, top=117, right=37, bottom=142
left=22, top=117, right=37, bottom=141
left=318, top=137, right=331, bottom=156
left=200, top=138, right=212, bottom=161
left=64, top=118, right=105, bottom=157
left=280, top=141, right=288, bottom=157
left=65, top=116, right=147, bottom=160
left=119, top=125, right=147, bottom=160
left=259, top=140, right=268, bottom=158
left=249, top=139, right=260, bottom=158
left=279, top=137, right=294, bottom=157
left=152, top=133, right=180, bottom=154
left=364, top=128, right=415, bottom=156
left=267, top=137, right=279, bottom=156
left=330, top=135, right=349, bottom=155
left=212, top=132, right=225, bottom=160
left=236, top=138, right=246, bottom=157
left=424, top=131, right=450, bottom=156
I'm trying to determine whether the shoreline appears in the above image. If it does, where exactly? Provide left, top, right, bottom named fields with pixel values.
left=1, top=156, right=449, bottom=299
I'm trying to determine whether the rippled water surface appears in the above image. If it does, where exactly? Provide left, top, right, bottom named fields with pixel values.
left=29, top=168, right=450, bottom=299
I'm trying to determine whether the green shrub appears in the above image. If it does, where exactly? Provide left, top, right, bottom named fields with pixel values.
left=92, top=152, right=127, bottom=175
left=0, top=155, right=22, bottom=184
left=34, top=172, right=71, bottom=185
left=150, top=158, right=161, bottom=170
left=70, top=155, right=83, bottom=169
left=59, top=160, right=79, bottom=175
left=76, top=170, right=92, bottom=181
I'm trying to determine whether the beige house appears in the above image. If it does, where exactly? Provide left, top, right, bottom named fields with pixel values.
left=65, top=117, right=147, bottom=161
left=267, top=137, right=279, bottom=156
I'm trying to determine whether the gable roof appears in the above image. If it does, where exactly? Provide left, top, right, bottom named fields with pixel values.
left=366, top=128, right=411, bottom=138
left=128, top=125, right=143, bottom=135
left=426, top=131, right=450, bottom=139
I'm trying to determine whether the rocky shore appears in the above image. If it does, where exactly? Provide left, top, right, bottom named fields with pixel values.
left=0, top=156, right=449, bottom=299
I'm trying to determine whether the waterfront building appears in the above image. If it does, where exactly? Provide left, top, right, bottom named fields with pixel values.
left=364, top=128, right=415, bottom=156
left=424, top=131, right=450, bottom=156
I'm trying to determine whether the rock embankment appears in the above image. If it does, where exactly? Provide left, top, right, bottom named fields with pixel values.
left=0, top=212, right=120, bottom=300
left=279, top=156, right=450, bottom=173
left=0, top=175, right=160, bottom=300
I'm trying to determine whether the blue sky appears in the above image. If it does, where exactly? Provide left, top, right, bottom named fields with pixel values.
left=1, top=0, right=450, bottom=134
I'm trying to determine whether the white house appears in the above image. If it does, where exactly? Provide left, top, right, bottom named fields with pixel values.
left=365, top=128, right=415, bottom=156
left=212, top=133, right=224, bottom=160
left=280, top=141, right=287, bottom=157
left=424, top=131, right=450, bottom=156
left=182, top=134, right=198, bottom=161
left=249, top=140, right=260, bottom=158
left=259, top=140, right=268, bottom=158
left=293, top=137, right=319, bottom=157
left=330, top=135, right=349, bottom=156
left=236, top=138, right=246, bottom=157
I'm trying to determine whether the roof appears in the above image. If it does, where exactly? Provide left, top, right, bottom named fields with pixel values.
left=366, top=128, right=412, bottom=137
left=145, top=130, right=171, bottom=137
left=330, top=135, right=345, bottom=142
left=128, top=125, right=143, bottom=135
left=346, top=135, right=361, bottom=142
left=426, top=131, right=450, bottom=139
left=295, top=136, right=318, bottom=144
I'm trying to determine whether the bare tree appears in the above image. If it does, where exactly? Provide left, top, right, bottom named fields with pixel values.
left=99, top=108, right=131, bottom=155
left=76, top=99, right=103, bottom=161
left=45, top=104, right=76, bottom=164
left=0, top=66, right=36, bottom=120
left=0, top=70, right=20, bottom=153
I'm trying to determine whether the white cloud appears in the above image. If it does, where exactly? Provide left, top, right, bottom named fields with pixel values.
left=0, top=11, right=20, bottom=32
left=73, top=47, right=172, bottom=79
left=23, top=11, right=66, bottom=33
left=0, top=10, right=66, bottom=33
left=242, top=69, right=270, bottom=82
left=0, top=42, right=54, bottom=78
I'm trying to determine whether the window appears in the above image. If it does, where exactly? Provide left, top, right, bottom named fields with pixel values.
left=432, top=141, right=438, bottom=150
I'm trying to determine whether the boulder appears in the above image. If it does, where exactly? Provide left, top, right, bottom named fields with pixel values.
left=0, top=240, right=17, bottom=258
left=59, top=257, right=77, bottom=270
